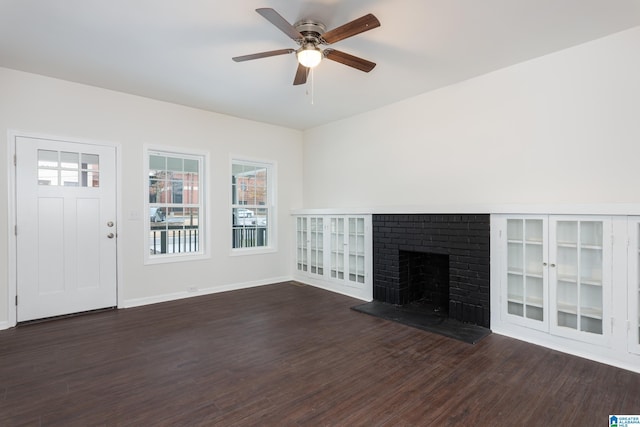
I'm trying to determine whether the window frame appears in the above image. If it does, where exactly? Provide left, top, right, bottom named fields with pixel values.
left=144, top=145, right=209, bottom=265
left=230, top=156, right=277, bottom=255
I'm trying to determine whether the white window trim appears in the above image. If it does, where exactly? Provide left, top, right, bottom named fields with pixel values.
left=144, top=144, right=210, bottom=265
left=229, top=155, right=277, bottom=256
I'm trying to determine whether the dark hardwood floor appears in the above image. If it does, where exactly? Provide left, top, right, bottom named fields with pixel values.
left=1, top=281, right=638, bottom=426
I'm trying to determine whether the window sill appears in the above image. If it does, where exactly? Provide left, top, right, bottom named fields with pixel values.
left=144, top=252, right=210, bottom=265
left=229, top=246, right=277, bottom=257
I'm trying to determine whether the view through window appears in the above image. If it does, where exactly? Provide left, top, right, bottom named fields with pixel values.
left=148, top=150, right=203, bottom=258
left=231, top=160, right=272, bottom=249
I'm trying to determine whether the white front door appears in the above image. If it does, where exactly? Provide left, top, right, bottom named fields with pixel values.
left=15, top=136, right=117, bottom=322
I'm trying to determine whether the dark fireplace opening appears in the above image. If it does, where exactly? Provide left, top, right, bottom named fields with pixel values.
left=400, top=251, right=450, bottom=317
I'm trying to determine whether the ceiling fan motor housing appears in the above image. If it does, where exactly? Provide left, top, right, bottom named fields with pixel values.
left=294, top=20, right=326, bottom=45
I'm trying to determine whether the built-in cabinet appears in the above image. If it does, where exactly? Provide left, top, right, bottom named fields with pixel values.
left=493, top=214, right=640, bottom=373
left=294, top=214, right=372, bottom=301
left=501, top=216, right=611, bottom=344
left=627, top=217, right=640, bottom=355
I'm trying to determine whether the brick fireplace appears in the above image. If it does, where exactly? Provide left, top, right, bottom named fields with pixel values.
left=373, top=214, right=490, bottom=328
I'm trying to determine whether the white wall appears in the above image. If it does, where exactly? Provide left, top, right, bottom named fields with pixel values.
left=303, top=26, right=640, bottom=210
left=0, top=67, right=303, bottom=325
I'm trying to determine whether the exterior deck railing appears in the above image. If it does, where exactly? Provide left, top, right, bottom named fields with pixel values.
left=150, top=225, right=198, bottom=254
left=232, top=225, right=267, bottom=248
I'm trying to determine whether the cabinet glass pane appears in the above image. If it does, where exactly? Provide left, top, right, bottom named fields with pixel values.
left=580, top=248, right=602, bottom=284
left=525, top=244, right=543, bottom=275
left=580, top=317, right=602, bottom=335
left=556, top=221, right=577, bottom=245
left=580, top=283, right=602, bottom=320
left=556, top=246, right=578, bottom=280
left=557, top=280, right=578, bottom=313
left=526, top=276, right=543, bottom=308
left=508, top=273, right=523, bottom=316
left=508, top=302, right=524, bottom=317
left=525, top=220, right=543, bottom=243
left=507, top=243, right=523, bottom=273
left=357, top=255, right=365, bottom=276
left=507, top=219, right=523, bottom=241
left=349, top=254, right=356, bottom=281
left=357, top=235, right=365, bottom=255
left=580, top=221, right=603, bottom=247
left=558, top=312, right=577, bottom=329
left=508, top=274, right=523, bottom=303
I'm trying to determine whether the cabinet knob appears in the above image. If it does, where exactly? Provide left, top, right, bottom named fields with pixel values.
left=550, top=263, right=556, bottom=268
left=543, top=262, right=548, bottom=266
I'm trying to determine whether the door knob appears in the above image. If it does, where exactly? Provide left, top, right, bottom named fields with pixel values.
left=107, top=233, right=115, bottom=239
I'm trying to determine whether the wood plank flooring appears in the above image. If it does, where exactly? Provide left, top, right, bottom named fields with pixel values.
left=1, top=281, right=638, bottom=426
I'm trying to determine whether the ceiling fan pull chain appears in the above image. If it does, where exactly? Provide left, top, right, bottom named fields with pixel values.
left=311, top=67, right=315, bottom=105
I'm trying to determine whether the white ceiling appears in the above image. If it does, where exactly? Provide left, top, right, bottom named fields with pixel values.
left=1, top=1, right=639, bottom=130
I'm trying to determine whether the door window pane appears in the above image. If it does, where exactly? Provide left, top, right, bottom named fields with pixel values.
left=37, top=150, right=99, bottom=187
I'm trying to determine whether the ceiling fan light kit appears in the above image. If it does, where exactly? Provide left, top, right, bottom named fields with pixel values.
left=297, top=45, right=322, bottom=68
left=232, top=8, right=380, bottom=85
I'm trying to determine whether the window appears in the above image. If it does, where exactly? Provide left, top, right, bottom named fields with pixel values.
left=231, top=159, right=274, bottom=251
left=147, top=148, right=206, bottom=261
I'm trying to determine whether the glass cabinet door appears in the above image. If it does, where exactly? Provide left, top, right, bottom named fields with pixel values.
left=296, top=217, right=308, bottom=272
left=550, top=218, right=610, bottom=341
left=505, top=217, right=547, bottom=330
left=309, top=217, right=324, bottom=276
left=348, top=217, right=366, bottom=284
left=330, top=218, right=345, bottom=279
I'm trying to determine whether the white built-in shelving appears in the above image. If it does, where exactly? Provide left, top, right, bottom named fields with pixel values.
left=294, top=214, right=371, bottom=301
left=492, top=214, right=640, bottom=373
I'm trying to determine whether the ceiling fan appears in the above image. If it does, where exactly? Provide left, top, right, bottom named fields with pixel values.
left=232, top=8, right=381, bottom=85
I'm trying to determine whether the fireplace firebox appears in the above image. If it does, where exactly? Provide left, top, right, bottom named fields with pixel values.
left=400, top=250, right=450, bottom=316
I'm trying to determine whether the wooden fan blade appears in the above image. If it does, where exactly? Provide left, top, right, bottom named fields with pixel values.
left=324, top=49, right=376, bottom=72
left=321, top=13, right=380, bottom=44
left=256, top=8, right=303, bottom=41
left=232, top=49, right=295, bottom=62
left=293, top=63, right=309, bottom=85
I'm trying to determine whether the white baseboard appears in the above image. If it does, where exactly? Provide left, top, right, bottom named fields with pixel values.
left=121, top=276, right=292, bottom=309
left=293, top=277, right=372, bottom=302
left=0, top=320, right=10, bottom=331
left=492, top=327, right=640, bottom=375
